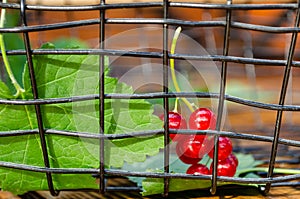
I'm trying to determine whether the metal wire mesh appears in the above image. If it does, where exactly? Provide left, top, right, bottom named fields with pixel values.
left=1, top=0, right=300, bottom=197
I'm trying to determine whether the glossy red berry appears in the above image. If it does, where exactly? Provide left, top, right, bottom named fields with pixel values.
left=177, top=152, right=201, bottom=165
left=159, top=111, right=187, bottom=141
left=210, top=155, right=237, bottom=177
left=227, top=153, right=238, bottom=167
left=189, top=108, right=216, bottom=130
left=176, top=136, right=211, bottom=164
left=186, top=164, right=210, bottom=175
left=208, top=136, right=233, bottom=161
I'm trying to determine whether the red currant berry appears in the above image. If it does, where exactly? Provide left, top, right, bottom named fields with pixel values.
left=159, top=111, right=187, bottom=141
left=189, top=108, right=216, bottom=130
left=186, top=164, right=210, bottom=175
left=227, top=153, right=238, bottom=167
left=178, top=152, right=201, bottom=165
left=176, top=137, right=210, bottom=164
left=210, top=156, right=237, bottom=177
left=208, top=136, right=233, bottom=161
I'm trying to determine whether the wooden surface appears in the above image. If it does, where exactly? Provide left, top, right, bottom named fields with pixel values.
left=34, top=187, right=300, bottom=199
left=0, top=185, right=299, bottom=198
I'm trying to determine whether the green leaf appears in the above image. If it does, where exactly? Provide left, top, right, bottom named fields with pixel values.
left=142, top=178, right=212, bottom=196
left=235, top=153, right=263, bottom=176
left=123, top=152, right=262, bottom=196
left=51, top=37, right=90, bottom=49
left=0, top=43, right=163, bottom=194
left=0, top=81, right=14, bottom=99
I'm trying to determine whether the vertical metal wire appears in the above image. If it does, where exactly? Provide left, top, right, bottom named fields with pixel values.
left=99, top=0, right=106, bottom=194
left=163, top=0, right=170, bottom=197
left=284, top=11, right=295, bottom=128
left=210, top=0, right=232, bottom=195
left=263, top=0, right=300, bottom=194
left=19, top=0, right=59, bottom=196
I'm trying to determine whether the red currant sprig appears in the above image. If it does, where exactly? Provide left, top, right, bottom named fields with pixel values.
left=167, top=27, right=238, bottom=177
left=175, top=107, right=237, bottom=177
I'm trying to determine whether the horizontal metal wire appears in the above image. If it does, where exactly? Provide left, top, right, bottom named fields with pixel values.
left=3, top=49, right=299, bottom=67
left=170, top=2, right=299, bottom=10
left=38, top=128, right=300, bottom=147
left=106, top=169, right=300, bottom=184
left=0, top=2, right=163, bottom=11
left=1, top=18, right=300, bottom=33
left=0, top=160, right=299, bottom=185
left=0, top=94, right=99, bottom=105
left=0, top=19, right=100, bottom=33
left=1, top=128, right=300, bottom=148
left=105, top=186, right=141, bottom=192
left=271, top=182, right=300, bottom=187
left=0, top=161, right=99, bottom=174
left=0, top=2, right=298, bottom=11
left=1, top=92, right=300, bottom=111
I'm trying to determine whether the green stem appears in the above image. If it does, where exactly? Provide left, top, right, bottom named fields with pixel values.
left=0, top=1, right=24, bottom=97
left=170, top=27, right=195, bottom=113
left=239, top=167, right=300, bottom=175
left=173, top=98, right=179, bottom=113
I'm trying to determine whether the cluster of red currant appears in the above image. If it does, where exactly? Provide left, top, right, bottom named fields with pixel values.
left=163, top=27, right=238, bottom=177
left=160, top=108, right=238, bottom=177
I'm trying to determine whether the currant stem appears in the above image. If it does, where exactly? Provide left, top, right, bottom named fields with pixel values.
left=173, top=98, right=179, bottom=113
left=170, top=27, right=195, bottom=113
left=0, top=1, right=25, bottom=97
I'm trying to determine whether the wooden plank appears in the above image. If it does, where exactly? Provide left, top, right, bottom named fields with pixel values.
left=0, top=191, right=20, bottom=199
left=2, top=186, right=300, bottom=199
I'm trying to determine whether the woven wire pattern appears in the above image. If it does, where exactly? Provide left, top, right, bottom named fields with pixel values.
left=0, top=0, right=300, bottom=197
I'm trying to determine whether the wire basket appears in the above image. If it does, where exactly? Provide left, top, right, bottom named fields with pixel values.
left=1, top=0, right=300, bottom=198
